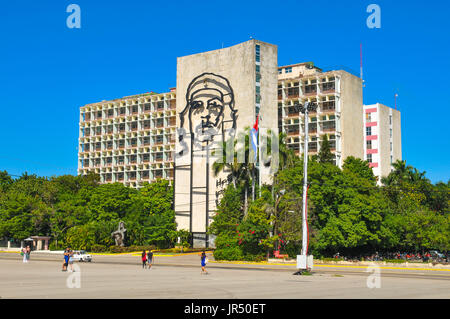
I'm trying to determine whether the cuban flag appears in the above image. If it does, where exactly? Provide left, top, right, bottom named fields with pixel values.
left=250, top=115, right=259, bottom=162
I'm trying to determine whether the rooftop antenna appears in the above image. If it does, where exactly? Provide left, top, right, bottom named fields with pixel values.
left=395, top=93, right=398, bottom=110
left=360, top=43, right=365, bottom=87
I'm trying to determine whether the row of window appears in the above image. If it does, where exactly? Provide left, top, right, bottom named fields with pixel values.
left=81, top=119, right=176, bottom=136
left=81, top=153, right=172, bottom=166
left=82, top=101, right=176, bottom=121
left=99, top=170, right=173, bottom=181
left=80, top=135, right=174, bottom=151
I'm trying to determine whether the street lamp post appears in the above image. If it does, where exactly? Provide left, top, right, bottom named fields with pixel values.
left=295, top=101, right=317, bottom=274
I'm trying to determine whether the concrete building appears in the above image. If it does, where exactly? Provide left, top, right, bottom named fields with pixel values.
left=363, top=103, right=402, bottom=182
left=277, top=62, right=364, bottom=167
left=78, top=90, right=177, bottom=188
left=174, top=40, right=278, bottom=247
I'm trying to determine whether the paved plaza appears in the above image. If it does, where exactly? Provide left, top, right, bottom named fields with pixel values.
left=0, top=253, right=449, bottom=299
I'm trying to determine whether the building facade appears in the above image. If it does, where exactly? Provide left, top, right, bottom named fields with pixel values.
left=78, top=90, right=177, bottom=188
left=174, top=40, right=278, bottom=248
left=277, top=63, right=364, bottom=167
left=363, top=103, right=402, bottom=182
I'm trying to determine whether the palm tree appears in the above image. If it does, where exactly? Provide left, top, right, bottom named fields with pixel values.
left=212, top=128, right=256, bottom=216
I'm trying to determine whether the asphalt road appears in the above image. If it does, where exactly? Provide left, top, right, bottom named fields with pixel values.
left=0, top=253, right=449, bottom=299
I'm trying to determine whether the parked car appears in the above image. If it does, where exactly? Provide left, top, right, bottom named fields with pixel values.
left=72, top=250, right=92, bottom=262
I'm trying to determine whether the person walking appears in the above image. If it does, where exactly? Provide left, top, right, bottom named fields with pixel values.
left=21, top=246, right=31, bottom=263
left=200, top=250, right=208, bottom=275
left=141, top=250, right=147, bottom=269
left=147, top=250, right=154, bottom=269
left=62, top=247, right=70, bottom=271
left=68, top=249, right=75, bottom=272
left=25, top=246, right=31, bottom=262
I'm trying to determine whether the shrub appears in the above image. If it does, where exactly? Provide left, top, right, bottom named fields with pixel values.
left=384, top=259, right=407, bottom=264
left=90, top=244, right=108, bottom=253
left=213, top=247, right=244, bottom=261
left=108, top=245, right=156, bottom=253
left=49, top=241, right=63, bottom=251
left=322, top=257, right=345, bottom=262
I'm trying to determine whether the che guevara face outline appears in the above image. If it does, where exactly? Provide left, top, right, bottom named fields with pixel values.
left=179, top=72, right=237, bottom=136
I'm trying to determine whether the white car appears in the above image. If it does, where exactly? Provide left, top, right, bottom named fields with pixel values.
left=72, top=250, right=92, bottom=262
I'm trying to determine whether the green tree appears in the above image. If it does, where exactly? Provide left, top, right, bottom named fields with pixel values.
left=318, top=134, right=335, bottom=164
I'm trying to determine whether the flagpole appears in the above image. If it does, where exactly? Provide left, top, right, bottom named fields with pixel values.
left=258, top=123, right=261, bottom=198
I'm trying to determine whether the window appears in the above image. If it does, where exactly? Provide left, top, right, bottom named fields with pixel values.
left=130, top=138, right=137, bottom=147
left=119, top=123, right=125, bottom=132
left=118, top=156, right=124, bottom=164
left=120, top=107, right=126, bottom=115
left=255, top=45, right=260, bottom=62
left=304, top=83, right=317, bottom=94
left=390, top=128, right=392, bottom=138
left=143, top=136, right=150, bottom=145
left=131, top=122, right=138, bottom=131
left=132, top=105, right=138, bottom=113
left=97, top=111, right=102, bottom=119
left=256, top=86, right=260, bottom=94
left=143, top=120, right=150, bottom=129
left=367, top=154, right=373, bottom=163
left=278, top=69, right=282, bottom=74
left=322, top=100, right=335, bottom=111
left=322, top=81, right=335, bottom=91
left=143, top=153, right=150, bottom=162
left=366, top=113, right=372, bottom=122
left=256, top=65, right=260, bottom=72
left=287, top=87, right=299, bottom=97
left=118, top=140, right=125, bottom=148
left=285, top=67, right=292, bottom=73
left=390, top=142, right=392, bottom=151
left=156, top=135, right=164, bottom=144
left=389, top=115, right=392, bottom=125
left=144, top=103, right=151, bottom=112
left=366, top=127, right=372, bottom=136
left=366, top=140, right=372, bottom=150
left=107, top=109, right=114, bottom=117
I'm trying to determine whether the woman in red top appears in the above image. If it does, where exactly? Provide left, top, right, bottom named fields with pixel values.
left=141, top=250, right=147, bottom=269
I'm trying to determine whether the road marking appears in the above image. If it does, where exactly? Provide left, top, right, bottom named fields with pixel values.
left=210, top=261, right=450, bottom=272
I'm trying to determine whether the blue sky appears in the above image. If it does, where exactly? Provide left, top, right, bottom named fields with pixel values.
left=0, top=0, right=448, bottom=183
